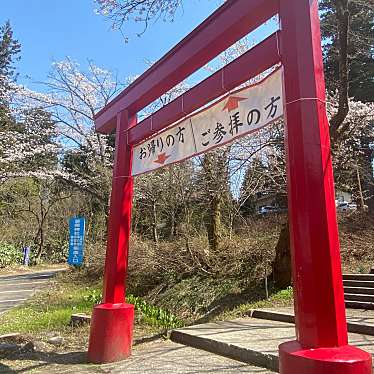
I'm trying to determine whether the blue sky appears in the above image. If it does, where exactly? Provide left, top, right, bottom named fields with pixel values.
left=1, top=0, right=223, bottom=87
left=1, top=0, right=276, bottom=90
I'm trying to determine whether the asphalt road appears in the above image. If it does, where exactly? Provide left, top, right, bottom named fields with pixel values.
left=0, top=270, right=62, bottom=315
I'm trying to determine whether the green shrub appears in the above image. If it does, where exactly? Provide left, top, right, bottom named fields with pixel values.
left=42, top=239, right=69, bottom=264
left=83, top=289, right=183, bottom=329
left=0, top=243, right=24, bottom=268
left=127, top=294, right=183, bottom=329
left=83, top=289, right=102, bottom=304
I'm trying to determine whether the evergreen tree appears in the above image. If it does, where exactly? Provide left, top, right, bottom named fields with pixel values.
left=0, top=21, right=21, bottom=129
left=320, top=1, right=374, bottom=214
left=0, top=21, right=21, bottom=81
left=320, top=0, right=374, bottom=102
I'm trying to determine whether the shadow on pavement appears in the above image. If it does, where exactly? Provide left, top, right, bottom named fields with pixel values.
left=2, top=350, right=88, bottom=373
left=0, top=362, right=15, bottom=373
left=1, top=342, right=274, bottom=373
left=0, top=273, right=56, bottom=282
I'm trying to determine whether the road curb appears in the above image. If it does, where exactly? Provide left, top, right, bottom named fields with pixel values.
left=0, top=268, right=67, bottom=280
left=248, top=310, right=295, bottom=324
left=249, top=309, right=374, bottom=337
left=170, top=329, right=279, bottom=372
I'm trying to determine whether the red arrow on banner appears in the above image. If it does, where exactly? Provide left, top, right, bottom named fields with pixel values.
left=154, top=153, right=170, bottom=165
left=222, top=96, right=246, bottom=112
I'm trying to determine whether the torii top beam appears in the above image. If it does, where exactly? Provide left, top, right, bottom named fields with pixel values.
left=94, top=0, right=278, bottom=134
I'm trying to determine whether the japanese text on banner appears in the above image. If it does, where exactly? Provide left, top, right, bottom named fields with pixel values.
left=132, top=68, right=284, bottom=176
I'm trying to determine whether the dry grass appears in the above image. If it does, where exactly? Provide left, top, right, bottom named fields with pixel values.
left=26, top=212, right=371, bottom=325
left=127, top=215, right=285, bottom=294
left=339, top=212, right=374, bottom=273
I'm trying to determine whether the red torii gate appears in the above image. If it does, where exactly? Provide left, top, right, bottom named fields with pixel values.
left=87, top=1, right=372, bottom=373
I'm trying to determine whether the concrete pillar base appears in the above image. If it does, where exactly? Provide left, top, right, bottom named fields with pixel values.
left=87, top=303, right=134, bottom=363
left=279, top=341, right=372, bottom=374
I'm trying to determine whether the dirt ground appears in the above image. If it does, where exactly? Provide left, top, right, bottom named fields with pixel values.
left=0, top=339, right=273, bottom=374
left=0, top=264, right=68, bottom=277
left=0, top=324, right=168, bottom=373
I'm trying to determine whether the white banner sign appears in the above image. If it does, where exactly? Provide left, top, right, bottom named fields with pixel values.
left=132, top=68, right=284, bottom=176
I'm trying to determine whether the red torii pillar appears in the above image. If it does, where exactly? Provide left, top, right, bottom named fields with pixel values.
left=86, top=0, right=373, bottom=372
left=87, top=111, right=136, bottom=363
left=279, top=0, right=371, bottom=372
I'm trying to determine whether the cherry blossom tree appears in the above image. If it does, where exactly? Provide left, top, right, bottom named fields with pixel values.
left=0, top=86, right=61, bottom=183
left=13, top=56, right=195, bottom=228
left=327, top=96, right=374, bottom=209
left=94, top=0, right=183, bottom=39
left=13, top=58, right=127, bottom=207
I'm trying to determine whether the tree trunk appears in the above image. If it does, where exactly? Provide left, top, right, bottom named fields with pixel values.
left=330, top=0, right=350, bottom=145
left=362, top=140, right=374, bottom=214
left=356, top=165, right=365, bottom=209
left=271, top=222, right=292, bottom=289
left=169, top=210, right=176, bottom=239
left=35, top=196, right=46, bottom=264
left=34, top=224, right=43, bottom=264
left=368, top=181, right=374, bottom=215
left=36, top=225, right=44, bottom=263
left=202, top=151, right=228, bottom=253
left=151, top=200, right=159, bottom=245
left=207, top=194, right=222, bottom=253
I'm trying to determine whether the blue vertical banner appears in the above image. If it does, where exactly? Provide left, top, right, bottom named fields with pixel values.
left=68, top=217, right=85, bottom=266
left=22, top=246, right=30, bottom=266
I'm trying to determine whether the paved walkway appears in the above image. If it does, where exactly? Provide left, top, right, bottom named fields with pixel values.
left=0, top=340, right=274, bottom=373
left=0, top=270, right=64, bottom=315
left=5, top=315, right=372, bottom=373
left=171, top=317, right=374, bottom=372
left=271, top=306, right=374, bottom=326
left=263, top=307, right=374, bottom=326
